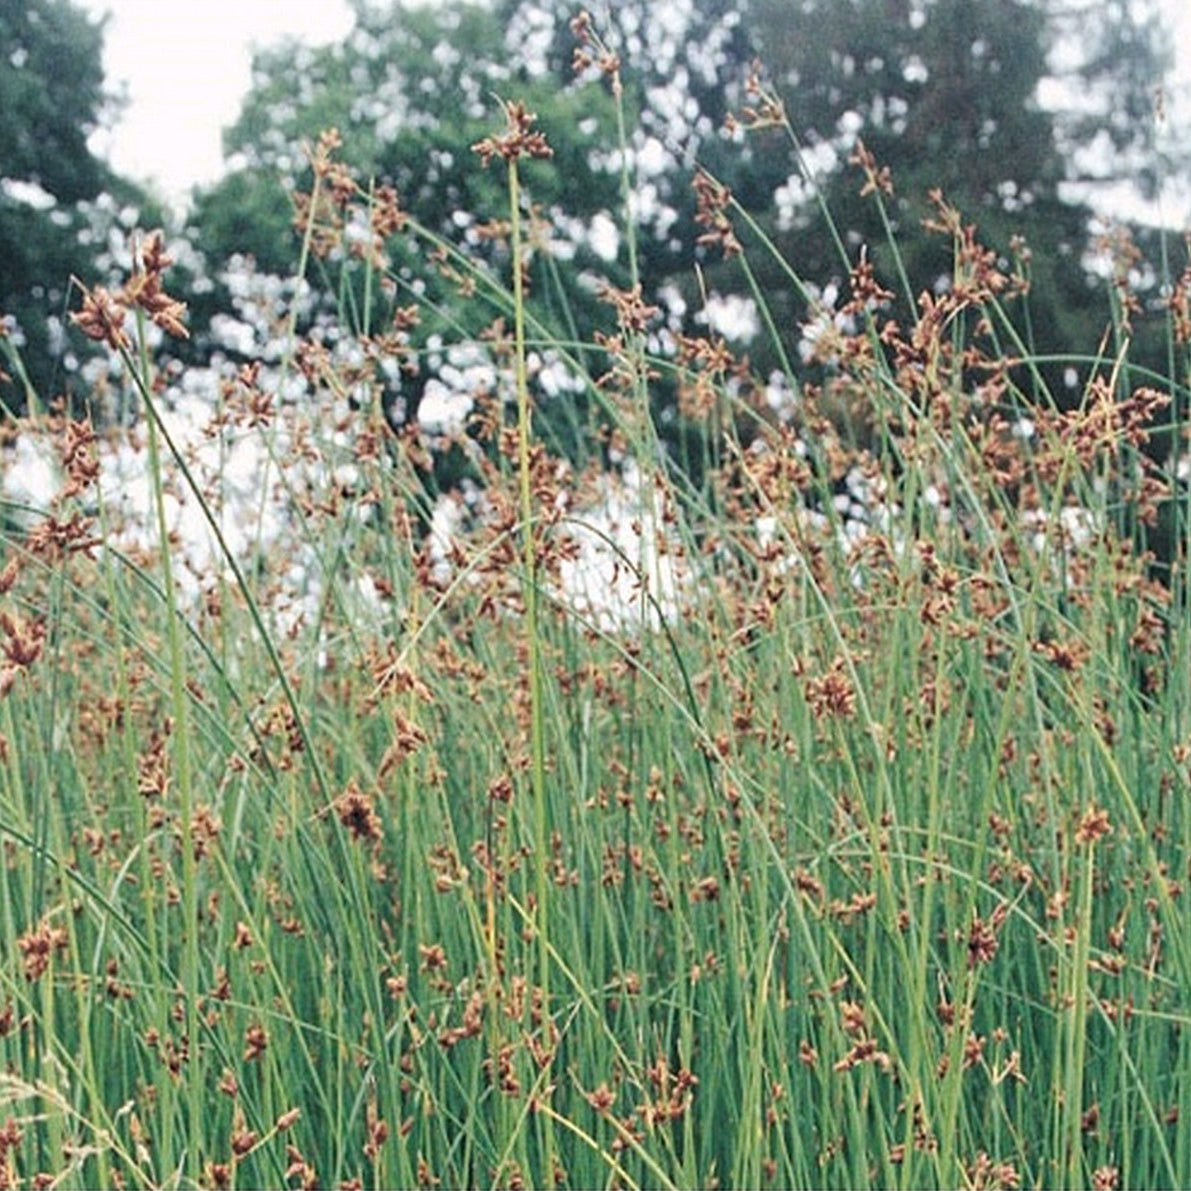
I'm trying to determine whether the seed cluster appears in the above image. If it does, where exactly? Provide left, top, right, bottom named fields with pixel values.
left=0, top=17, right=1186, bottom=1190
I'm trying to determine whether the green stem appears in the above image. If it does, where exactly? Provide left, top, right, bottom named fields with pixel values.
left=135, top=306, right=202, bottom=1182
left=508, top=145, right=555, bottom=1186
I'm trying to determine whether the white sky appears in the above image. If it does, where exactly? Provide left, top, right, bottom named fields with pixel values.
left=81, top=0, right=354, bottom=206
left=79, top=0, right=1191, bottom=226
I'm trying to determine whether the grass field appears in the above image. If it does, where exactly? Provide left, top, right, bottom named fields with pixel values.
left=1, top=49, right=1190, bottom=1191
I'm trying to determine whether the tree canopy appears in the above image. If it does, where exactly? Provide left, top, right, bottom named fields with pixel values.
left=702, top=0, right=1174, bottom=383
left=2, top=0, right=1183, bottom=428
left=0, top=0, right=158, bottom=410
left=189, top=0, right=1179, bottom=378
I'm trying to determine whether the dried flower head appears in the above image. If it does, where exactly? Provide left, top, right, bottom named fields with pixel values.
left=805, top=656, right=857, bottom=720
left=1075, top=805, right=1112, bottom=846
left=16, top=916, right=68, bottom=981
left=122, top=230, right=190, bottom=340
left=692, top=170, right=741, bottom=258
left=334, top=779, right=383, bottom=844
left=70, top=284, right=130, bottom=351
left=243, top=1023, right=268, bottom=1063
left=47, top=417, right=96, bottom=500
left=849, top=139, right=894, bottom=198
left=472, top=100, right=554, bottom=167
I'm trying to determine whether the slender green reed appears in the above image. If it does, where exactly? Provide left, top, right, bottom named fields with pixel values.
left=0, top=33, right=1189, bottom=1191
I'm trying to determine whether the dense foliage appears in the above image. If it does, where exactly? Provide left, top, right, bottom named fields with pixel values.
left=0, top=0, right=161, bottom=407
left=1, top=4, right=1190, bottom=1190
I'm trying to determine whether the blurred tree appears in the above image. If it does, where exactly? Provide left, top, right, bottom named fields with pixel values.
left=190, top=4, right=624, bottom=319
left=0, top=0, right=155, bottom=412
left=185, top=0, right=1179, bottom=434
left=183, top=1, right=639, bottom=471
left=501, top=0, right=1177, bottom=401
left=496, top=0, right=753, bottom=275
left=708, top=0, right=1175, bottom=395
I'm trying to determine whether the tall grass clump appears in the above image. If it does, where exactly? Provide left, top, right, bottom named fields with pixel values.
left=1, top=19, right=1190, bottom=1190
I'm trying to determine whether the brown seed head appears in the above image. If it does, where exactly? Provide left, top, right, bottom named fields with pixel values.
left=472, top=100, right=554, bottom=167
